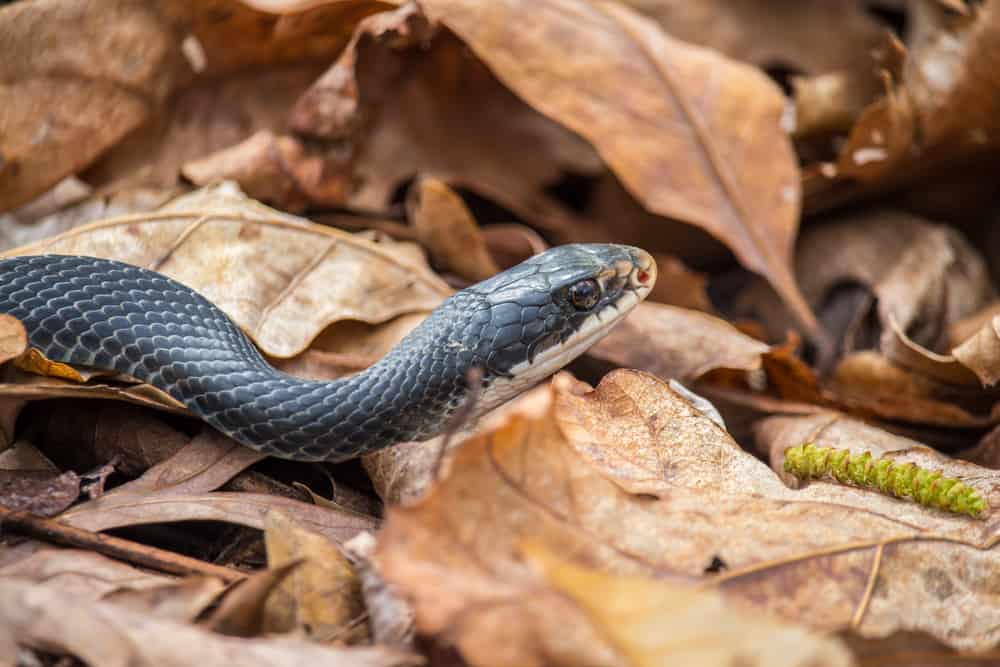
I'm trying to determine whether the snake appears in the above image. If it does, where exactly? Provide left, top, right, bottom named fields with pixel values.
left=0, top=244, right=655, bottom=462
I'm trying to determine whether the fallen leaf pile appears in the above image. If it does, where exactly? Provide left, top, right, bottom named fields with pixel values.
left=3, top=0, right=1000, bottom=665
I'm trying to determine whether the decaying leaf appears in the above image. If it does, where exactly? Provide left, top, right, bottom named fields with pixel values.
left=0, top=578, right=419, bottom=667
left=378, top=372, right=1000, bottom=665
left=0, top=314, right=26, bottom=365
left=421, top=0, right=817, bottom=340
left=289, top=4, right=602, bottom=230
left=621, top=0, right=886, bottom=76
left=0, top=0, right=191, bottom=211
left=264, top=510, right=365, bottom=641
left=0, top=549, right=176, bottom=597
left=525, top=542, right=853, bottom=667
left=588, top=302, right=770, bottom=383
left=406, top=177, right=499, bottom=282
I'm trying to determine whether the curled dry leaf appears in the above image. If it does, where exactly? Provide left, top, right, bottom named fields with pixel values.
left=816, top=1, right=1000, bottom=205
left=378, top=371, right=1000, bottom=662
left=587, top=302, right=769, bottom=383
left=2, top=184, right=450, bottom=358
left=181, top=131, right=336, bottom=212
left=0, top=579, right=420, bottom=667
left=291, top=4, right=601, bottom=220
left=264, top=510, right=365, bottom=641
left=524, top=542, right=852, bottom=667
left=797, top=211, right=994, bottom=360
left=0, top=0, right=191, bottom=210
left=421, top=0, right=818, bottom=340
left=406, top=177, right=499, bottom=282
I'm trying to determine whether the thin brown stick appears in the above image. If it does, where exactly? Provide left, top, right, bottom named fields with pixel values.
left=0, top=505, right=247, bottom=583
left=433, top=366, right=484, bottom=480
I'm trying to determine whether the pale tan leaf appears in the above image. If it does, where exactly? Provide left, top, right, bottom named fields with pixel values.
left=3, top=184, right=450, bottom=358
left=525, top=543, right=852, bottom=667
left=0, top=578, right=419, bottom=667
left=264, top=510, right=365, bottom=640
left=62, top=491, right=377, bottom=544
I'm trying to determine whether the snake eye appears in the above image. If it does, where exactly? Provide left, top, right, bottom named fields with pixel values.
left=568, top=279, right=600, bottom=310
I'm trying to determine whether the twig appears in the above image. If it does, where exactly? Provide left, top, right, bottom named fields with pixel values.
left=433, top=366, right=484, bottom=480
left=0, top=505, right=247, bottom=583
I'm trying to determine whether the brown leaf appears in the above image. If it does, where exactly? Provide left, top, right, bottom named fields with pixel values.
left=0, top=469, right=79, bottom=516
left=620, top=0, right=886, bottom=76
left=0, top=0, right=191, bottom=210
left=421, top=0, right=818, bottom=339
left=61, top=491, right=376, bottom=544
left=290, top=5, right=602, bottom=216
left=377, top=371, right=1000, bottom=664
left=0, top=549, right=176, bottom=597
left=406, top=177, right=499, bottom=282
left=3, top=184, right=450, bottom=358
left=205, top=561, right=300, bottom=637
left=746, top=210, right=995, bottom=373
left=952, top=315, right=1000, bottom=386
left=525, top=542, right=852, bottom=667
left=264, top=510, right=365, bottom=641
left=0, top=578, right=420, bottom=667
left=102, top=577, right=227, bottom=623
left=814, top=1, right=1000, bottom=208
left=588, top=302, right=769, bottom=383
left=0, top=314, right=26, bottom=365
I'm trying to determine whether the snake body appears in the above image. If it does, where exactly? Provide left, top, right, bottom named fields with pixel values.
left=0, top=244, right=654, bottom=461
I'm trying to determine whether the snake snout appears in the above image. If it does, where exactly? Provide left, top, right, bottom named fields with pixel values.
left=625, top=247, right=657, bottom=292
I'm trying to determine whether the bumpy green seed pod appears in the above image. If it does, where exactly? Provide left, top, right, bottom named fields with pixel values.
left=783, top=443, right=987, bottom=519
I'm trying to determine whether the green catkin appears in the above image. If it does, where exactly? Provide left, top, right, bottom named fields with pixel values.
left=783, top=443, right=987, bottom=519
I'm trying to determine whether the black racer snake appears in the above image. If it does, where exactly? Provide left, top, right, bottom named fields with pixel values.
left=0, top=244, right=655, bottom=461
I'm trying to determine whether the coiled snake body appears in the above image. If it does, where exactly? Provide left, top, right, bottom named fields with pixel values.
left=0, top=244, right=655, bottom=461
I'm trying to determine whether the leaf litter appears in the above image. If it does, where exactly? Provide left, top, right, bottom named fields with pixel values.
left=4, top=0, right=1000, bottom=665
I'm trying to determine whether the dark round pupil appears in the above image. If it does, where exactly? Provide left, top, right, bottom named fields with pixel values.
left=570, top=279, right=599, bottom=309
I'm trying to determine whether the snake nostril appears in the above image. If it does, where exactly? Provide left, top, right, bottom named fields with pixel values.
left=636, top=270, right=650, bottom=284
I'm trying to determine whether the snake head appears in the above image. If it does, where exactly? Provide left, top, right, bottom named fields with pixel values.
left=466, top=243, right=656, bottom=399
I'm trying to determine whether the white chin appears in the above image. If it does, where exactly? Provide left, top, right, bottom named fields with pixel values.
left=476, top=287, right=647, bottom=413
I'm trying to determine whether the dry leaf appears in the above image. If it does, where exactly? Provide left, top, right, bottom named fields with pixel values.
left=0, top=0, right=191, bottom=210
left=206, top=562, right=300, bottom=637
left=378, top=371, right=1000, bottom=666
left=290, top=4, right=602, bottom=220
left=0, top=549, right=176, bottom=597
left=102, top=577, right=227, bottom=623
left=406, top=177, right=499, bottom=282
left=3, top=184, right=450, bottom=358
left=621, top=0, right=885, bottom=76
left=0, top=469, right=79, bottom=516
left=0, top=578, right=419, bottom=667
left=421, top=0, right=818, bottom=340
left=952, top=315, right=1000, bottom=386
left=0, top=314, right=26, bottom=364
left=264, top=510, right=365, bottom=640
left=525, top=542, right=852, bottom=667
left=588, top=302, right=769, bottom=383
left=61, top=491, right=376, bottom=544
